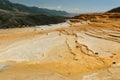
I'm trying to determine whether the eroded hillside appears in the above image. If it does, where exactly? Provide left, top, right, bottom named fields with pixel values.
left=0, top=13, right=120, bottom=80
left=73, top=13, right=120, bottom=21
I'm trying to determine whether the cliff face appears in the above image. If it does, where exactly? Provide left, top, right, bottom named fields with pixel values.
left=0, top=13, right=120, bottom=80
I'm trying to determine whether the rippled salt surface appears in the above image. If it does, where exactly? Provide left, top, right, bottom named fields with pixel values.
left=36, top=22, right=70, bottom=30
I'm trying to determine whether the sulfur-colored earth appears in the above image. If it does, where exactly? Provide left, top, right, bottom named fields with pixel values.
left=0, top=14, right=120, bottom=80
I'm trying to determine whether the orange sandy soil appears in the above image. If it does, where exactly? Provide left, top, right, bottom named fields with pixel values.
left=0, top=19, right=120, bottom=80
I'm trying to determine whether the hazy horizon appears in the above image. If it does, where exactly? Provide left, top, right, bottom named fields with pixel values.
left=9, top=0, right=120, bottom=13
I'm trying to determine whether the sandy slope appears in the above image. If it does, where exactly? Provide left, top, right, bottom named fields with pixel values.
left=0, top=19, right=120, bottom=80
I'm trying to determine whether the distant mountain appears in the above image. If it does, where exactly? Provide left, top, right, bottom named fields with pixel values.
left=0, top=0, right=69, bottom=29
left=0, top=0, right=69, bottom=16
left=108, top=7, right=120, bottom=13
left=0, top=9, right=68, bottom=29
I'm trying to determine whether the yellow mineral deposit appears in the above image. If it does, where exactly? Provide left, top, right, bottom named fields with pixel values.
left=0, top=13, right=120, bottom=80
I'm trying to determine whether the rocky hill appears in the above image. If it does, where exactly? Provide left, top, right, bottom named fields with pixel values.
left=0, top=0, right=69, bottom=29
left=108, top=7, right=120, bottom=13
left=0, top=9, right=68, bottom=29
left=73, top=13, right=120, bottom=21
left=0, top=0, right=69, bottom=16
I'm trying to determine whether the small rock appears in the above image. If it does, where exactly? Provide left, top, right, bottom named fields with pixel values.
left=95, top=52, right=99, bottom=55
left=76, top=46, right=79, bottom=48
left=113, top=54, right=116, bottom=55
left=112, top=62, right=116, bottom=64
left=75, top=40, right=78, bottom=43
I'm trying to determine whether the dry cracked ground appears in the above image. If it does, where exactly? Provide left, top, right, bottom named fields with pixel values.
left=0, top=14, right=120, bottom=80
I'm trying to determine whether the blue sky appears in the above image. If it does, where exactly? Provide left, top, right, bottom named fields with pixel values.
left=10, top=0, right=120, bottom=13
